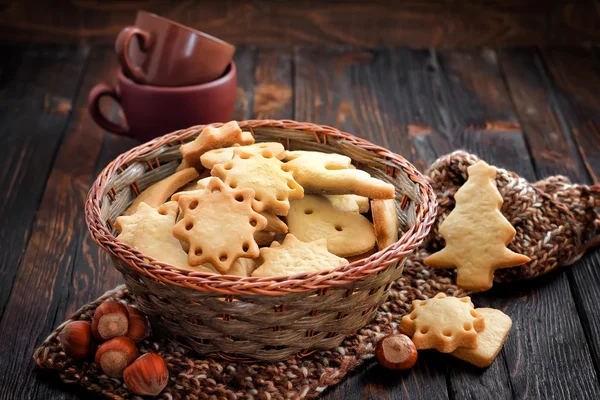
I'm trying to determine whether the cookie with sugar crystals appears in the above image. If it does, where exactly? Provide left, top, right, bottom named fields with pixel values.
left=180, top=121, right=254, bottom=170
left=172, top=178, right=267, bottom=274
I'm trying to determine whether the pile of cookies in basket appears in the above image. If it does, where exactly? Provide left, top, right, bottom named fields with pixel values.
left=116, top=120, right=400, bottom=277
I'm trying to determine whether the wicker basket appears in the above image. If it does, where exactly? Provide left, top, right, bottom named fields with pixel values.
left=85, top=120, right=437, bottom=361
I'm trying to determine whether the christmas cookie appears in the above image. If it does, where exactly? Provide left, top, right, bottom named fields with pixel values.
left=200, top=142, right=286, bottom=169
left=283, top=150, right=395, bottom=199
left=124, top=168, right=199, bottom=216
left=400, top=293, right=485, bottom=353
left=287, top=195, right=376, bottom=257
left=371, top=199, right=399, bottom=250
left=252, top=234, right=348, bottom=277
left=116, top=202, right=215, bottom=274
left=180, top=121, right=254, bottom=170
left=451, top=308, right=512, bottom=367
left=172, top=178, right=267, bottom=273
left=424, top=160, right=530, bottom=291
left=212, top=150, right=304, bottom=215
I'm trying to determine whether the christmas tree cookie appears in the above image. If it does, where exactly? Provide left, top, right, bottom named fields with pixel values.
left=424, top=160, right=530, bottom=291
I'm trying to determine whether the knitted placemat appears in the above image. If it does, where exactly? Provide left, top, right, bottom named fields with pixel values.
left=34, top=151, right=600, bottom=400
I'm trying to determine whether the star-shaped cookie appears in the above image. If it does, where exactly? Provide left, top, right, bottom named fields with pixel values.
left=172, top=178, right=267, bottom=273
left=179, top=121, right=254, bottom=170
left=424, top=160, right=530, bottom=291
left=200, top=142, right=286, bottom=169
left=212, top=150, right=304, bottom=215
left=252, top=234, right=348, bottom=277
left=400, top=293, right=485, bottom=353
left=115, top=202, right=215, bottom=273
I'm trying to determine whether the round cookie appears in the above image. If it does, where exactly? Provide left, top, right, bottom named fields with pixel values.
left=287, top=195, right=376, bottom=257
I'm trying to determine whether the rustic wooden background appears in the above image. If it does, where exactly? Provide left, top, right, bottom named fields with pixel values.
left=0, top=43, right=599, bottom=399
left=1, top=1, right=600, bottom=399
left=1, top=0, right=600, bottom=47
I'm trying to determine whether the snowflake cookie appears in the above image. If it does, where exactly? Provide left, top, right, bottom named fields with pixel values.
left=172, top=178, right=267, bottom=274
left=399, top=293, right=485, bottom=353
left=212, top=150, right=304, bottom=215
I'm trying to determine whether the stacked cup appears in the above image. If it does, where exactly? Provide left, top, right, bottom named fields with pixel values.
left=88, top=11, right=236, bottom=142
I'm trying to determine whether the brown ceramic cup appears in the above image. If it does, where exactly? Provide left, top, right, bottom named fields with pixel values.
left=88, top=62, right=237, bottom=142
left=115, top=10, right=235, bottom=86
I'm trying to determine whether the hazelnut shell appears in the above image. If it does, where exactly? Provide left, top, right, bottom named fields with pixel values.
left=126, top=306, right=150, bottom=343
left=91, top=301, right=129, bottom=341
left=58, top=321, right=93, bottom=360
left=123, top=353, right=169, bottom=396
left=95, top=336, right=138, bottom=377
left=375, top=333, right=418, bottom=370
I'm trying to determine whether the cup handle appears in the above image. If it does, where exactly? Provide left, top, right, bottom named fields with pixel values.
left=115, top=26, right=152, bottom=83
left=88, top=83, right=130, bottom=136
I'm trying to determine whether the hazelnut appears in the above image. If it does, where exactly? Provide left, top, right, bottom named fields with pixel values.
left=125, top=306, right=150, bottom=343
left=91, top=301, right=129, bottom=341
left=95, top=336, right=138, bottom=377
left=375, top=334, right=418, bottom=370
left=58, top=321, right=93, bottom=360
left=123, top=353, right=169, bottom=396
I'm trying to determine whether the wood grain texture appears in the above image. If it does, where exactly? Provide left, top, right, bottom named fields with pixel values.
left=0, top=44, right=88, bottom=322
left=2, top=1, right=600, bottom=47
left=294, top=48, right=416, bottom=158
left=233, top=45, right=257, bottom=121
left=0, top=45, right=93, bottom=399
left=541, top=47, right=600, bottom=184
left=1, top=43, right=599, bottom=399
left=498, top=47, right=600, bottom=399
left=540, top=45, right=600, bottom=377
left=499, top=48, right=589, bottom=181
left=253, top=47, right=293, bottom=119
left=294, top=47, right=445, bottom=400
left=60, top=47, right=135, bottom=320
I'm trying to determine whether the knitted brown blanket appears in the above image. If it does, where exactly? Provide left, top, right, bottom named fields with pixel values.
left=34, top=151, right=600, bottom=399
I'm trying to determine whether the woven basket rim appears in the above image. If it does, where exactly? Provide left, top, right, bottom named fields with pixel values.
left=85, top=119, right=437, bottom=296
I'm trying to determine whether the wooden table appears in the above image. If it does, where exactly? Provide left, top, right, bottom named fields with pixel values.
left=1, top=43, right=599, bottom=400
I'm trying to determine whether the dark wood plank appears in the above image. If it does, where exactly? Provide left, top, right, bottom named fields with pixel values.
left=0, top=44, right=88, bottom=321
left=233, top=45, right=257, bottom=121
left=253, top=47, right=293, bottom=120
left=295, top=47, right=446, bottom=400
left=498, top=47, right=600, bottom=399
left=541, top=46, right=600, bottom=184
left=2, top=1, right=600, bottom=48
left=539, top=46, right=600, bottom=377
left=57, top=47, right=136, bottom=321
left=391, top=49, right=453, bottom=170
left=499, top=48, right=589, bottom=181
left=0, top=45, right=130, bottom=399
